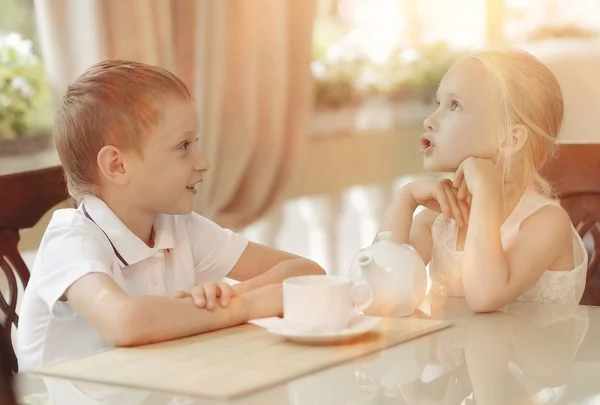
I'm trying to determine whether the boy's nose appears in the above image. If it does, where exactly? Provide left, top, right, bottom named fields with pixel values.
left=194, top=149, right=210, bottom=172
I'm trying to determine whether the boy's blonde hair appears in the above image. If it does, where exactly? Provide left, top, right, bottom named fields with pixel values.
left=470, top=50, right=563, bottom=196
left=54, top=60, right=193, bottom=202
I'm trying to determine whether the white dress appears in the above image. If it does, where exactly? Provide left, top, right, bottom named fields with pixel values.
left=429, top=190, right=588, bottom=304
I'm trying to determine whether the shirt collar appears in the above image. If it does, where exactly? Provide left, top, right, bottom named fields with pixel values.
left=80, top=195, right=176, bottom=267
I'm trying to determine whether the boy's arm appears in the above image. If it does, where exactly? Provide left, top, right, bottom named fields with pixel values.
left=186, top=213, right=324, bottom=294
left=227, top=242, right=325, bottom=295
left=65, top=273, right=281, bottom=347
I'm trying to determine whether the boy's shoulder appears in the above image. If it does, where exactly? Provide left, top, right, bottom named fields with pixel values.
left=46, top=207, right=104, bottom=236
left=41, top=208, right=237, bottom=256
left=38, top=207, right=114, bottom=259
left=28, top=207, right=116, bottom=289
left=173, top=211, right=233, bottom=236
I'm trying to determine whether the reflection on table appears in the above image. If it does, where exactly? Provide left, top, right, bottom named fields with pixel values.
left=17, top=298, right=600, bottom=405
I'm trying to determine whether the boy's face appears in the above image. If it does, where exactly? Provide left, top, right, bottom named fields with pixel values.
left=127, top=99, right=208, bottom=215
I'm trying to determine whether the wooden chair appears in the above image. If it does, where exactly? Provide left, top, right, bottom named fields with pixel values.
left=542, top=143, right=600, bottom=306
left=0, top=166, right=69, bottom=373
left=0, top=330, right=17, bottom=405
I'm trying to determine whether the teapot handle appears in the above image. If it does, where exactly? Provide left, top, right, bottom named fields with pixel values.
left=351, top=281, right=374, bottom=314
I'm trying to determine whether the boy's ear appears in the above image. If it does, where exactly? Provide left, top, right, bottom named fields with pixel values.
left=97, top=145, right=130, bottom=186
left=499, top=123, right=528, bottom=157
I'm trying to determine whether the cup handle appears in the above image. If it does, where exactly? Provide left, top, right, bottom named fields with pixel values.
left=351, top=281, right=374, bottom=314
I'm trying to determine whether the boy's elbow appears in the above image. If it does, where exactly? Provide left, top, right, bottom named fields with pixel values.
left=106, top=331, right=138, bottom=348
left=102, top=301, right=147, bottom=347
left=107, top=328, right=141, bottom=348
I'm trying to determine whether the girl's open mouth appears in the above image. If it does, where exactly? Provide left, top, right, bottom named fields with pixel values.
left=420, top=136, right=434, bottom=154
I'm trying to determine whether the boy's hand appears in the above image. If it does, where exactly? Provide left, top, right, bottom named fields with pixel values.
left=175, top=282, right=236, bottom=309
left=242, top=284, right=283, bottom=320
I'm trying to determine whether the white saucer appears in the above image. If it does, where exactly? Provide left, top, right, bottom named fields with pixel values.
left=251, top=315, right=382, bottom=345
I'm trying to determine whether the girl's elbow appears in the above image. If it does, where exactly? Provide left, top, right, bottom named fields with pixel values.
left=467, top=300, right=499, bottom=313
left=463, top=266, right=510, bottom=313
left=465, top=292, right=503, bottom=313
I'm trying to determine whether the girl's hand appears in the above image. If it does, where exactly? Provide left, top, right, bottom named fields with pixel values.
left=453, top=157, right=501, bottom=198
left=405, top=179, right=470, bottom=227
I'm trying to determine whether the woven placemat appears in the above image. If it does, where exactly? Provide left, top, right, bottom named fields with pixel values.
left=31, top=317, right=451, bottom=400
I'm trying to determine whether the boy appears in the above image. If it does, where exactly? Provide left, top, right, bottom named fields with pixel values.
left=17, top=60, right=324, bottom=371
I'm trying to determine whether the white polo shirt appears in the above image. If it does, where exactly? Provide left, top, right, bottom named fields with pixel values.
left=17, top=195, right=248, bottom=371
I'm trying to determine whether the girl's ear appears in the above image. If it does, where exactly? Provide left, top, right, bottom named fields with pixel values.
left=499, top=123, right=528, bottom=158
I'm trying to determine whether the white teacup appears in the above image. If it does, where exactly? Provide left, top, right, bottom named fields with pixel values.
left=283, top=275, right=374, bottom=333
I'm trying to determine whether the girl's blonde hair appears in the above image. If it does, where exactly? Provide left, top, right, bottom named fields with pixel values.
left=54, top=60, right=193, bottom=203
left=469, top=50, right=563, bottom=197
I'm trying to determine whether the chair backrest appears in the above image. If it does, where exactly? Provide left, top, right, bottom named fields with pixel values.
left=0, top=166, right=69, bottom=373
left=542, top=143, right=600, bottom=306
left=0, top=330, right=17, bottom=405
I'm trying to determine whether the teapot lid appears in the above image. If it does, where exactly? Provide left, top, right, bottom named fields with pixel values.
left=377, top=231, right=392, bottom=241
left=376, top=231, right=418, bottom=252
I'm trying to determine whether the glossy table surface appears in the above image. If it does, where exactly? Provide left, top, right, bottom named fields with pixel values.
left=15, top=297, right=600, bottom=404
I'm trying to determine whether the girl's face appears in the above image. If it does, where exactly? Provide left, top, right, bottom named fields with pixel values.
left=421, top=58, right=504, bottom=173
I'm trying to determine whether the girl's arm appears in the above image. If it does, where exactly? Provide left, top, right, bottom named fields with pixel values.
left=379, top=188, right=439, bottom=265
left=461, top=187, right=574, bottom=312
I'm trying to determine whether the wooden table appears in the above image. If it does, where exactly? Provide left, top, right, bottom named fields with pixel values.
left=16, top=298, right=600, bottom=405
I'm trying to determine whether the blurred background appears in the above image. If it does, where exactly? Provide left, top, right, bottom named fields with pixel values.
left=2, top=0, right=600, bottom=275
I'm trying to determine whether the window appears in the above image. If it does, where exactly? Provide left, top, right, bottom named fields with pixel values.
left=0, top=0, right=36, bottom=48
left=0, top=0, right=54, bottom=153
left=311, top=0, right=600, bottom=133
left=312, top=0, right=474, bottom=132
left=504, top=0, right=600, bottom=42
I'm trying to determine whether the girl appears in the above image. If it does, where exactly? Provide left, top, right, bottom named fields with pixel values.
left=380, top=49, right=587, bottom=312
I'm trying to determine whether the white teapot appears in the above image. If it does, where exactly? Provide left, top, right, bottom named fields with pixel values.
left=349, top=231, right=427, bottom=317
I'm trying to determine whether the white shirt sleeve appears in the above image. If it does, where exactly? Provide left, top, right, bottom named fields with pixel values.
left=29, top=217, right=114, bottom=320
left=185, top=213, right=249, bottom=282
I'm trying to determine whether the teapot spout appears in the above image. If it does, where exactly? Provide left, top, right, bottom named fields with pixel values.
left=357, top=252, right=378, bottom=272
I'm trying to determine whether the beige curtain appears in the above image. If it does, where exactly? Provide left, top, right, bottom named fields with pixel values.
left=33, top=0, right=316, bottom=229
